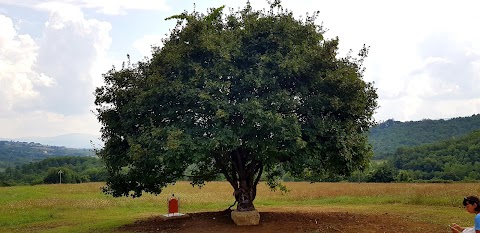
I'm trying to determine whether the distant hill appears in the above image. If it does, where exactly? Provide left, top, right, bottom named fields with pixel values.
left=390, top=130, right=480, bottom=181
left=13, top=133, right=103, bottom=149
left=0, top=141, right=95, bottom=170
left=368, top=114, right=480, bottom=159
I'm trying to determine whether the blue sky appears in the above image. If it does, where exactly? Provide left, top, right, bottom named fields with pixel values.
left=1, top=0, right=479, bottom=138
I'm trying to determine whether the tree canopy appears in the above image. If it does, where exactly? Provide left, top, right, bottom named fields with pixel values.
left=94, top=2, right=377, bottom=211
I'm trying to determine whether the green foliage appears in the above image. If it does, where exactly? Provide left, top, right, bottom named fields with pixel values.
left=43, top=167, right=87, bottom=184
left=390, top=130, right=480, bottom=181
left=0, top=156, right=106, bottom=186
left=0, top=140, right=95, bottom=170
left=366, top=162, right=396, bottom=183
left=396, top=170, right=414, bottom=182
left=369, top=114, right=480, bottom=159
left=94, top=1, right=377, bottom=210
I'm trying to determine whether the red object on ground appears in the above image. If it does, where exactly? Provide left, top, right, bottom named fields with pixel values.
left=168, top=197, right=179, bottom=214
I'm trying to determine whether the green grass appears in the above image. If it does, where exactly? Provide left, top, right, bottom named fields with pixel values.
left=0, top=182, right=477, bottom=232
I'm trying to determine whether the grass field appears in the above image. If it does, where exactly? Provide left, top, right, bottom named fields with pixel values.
left=1, top=182, right=479, bottom=232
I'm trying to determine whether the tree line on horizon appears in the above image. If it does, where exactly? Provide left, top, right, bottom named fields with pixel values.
left=2, top=128, right=480, bottom=186
left=0, top=156, right=106, bottom=186
left=1, top=114, right=480, bottom=186
left=275, top=128, right=479, bottom=183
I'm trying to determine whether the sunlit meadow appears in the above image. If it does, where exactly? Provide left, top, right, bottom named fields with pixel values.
left=1, top=182, right=479, bottom=232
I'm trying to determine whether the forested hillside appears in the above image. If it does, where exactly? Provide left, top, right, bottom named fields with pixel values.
left=389, top=130, right=480, bottom=181
left=2, top=114, right=480, bottom=185
left=0, top=156, right=106, bottom=186
left=368, top=114, right=480, bottom=159
left=0, top=141, right=95, bottom=170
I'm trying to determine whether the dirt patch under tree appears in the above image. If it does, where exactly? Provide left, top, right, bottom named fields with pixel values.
left=116, top=209, right=447, bottom=233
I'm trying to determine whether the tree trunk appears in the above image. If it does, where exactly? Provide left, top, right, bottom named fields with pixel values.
left=234, top=180, right=256, bottom=211
left=224, top=149, right=262, bottom=212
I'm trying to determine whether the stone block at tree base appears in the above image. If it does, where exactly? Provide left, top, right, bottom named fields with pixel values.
left=231, top=210, right=260, bottom=226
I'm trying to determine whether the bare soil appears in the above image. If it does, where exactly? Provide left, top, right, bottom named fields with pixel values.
left=116, top=209, right=447, bottom=233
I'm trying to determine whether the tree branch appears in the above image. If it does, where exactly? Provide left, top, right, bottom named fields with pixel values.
left=233, top=149, right=245, bottom=180
left=214, top=152, right=237, bottom=189
left=254, top=161, right=263, bottom=187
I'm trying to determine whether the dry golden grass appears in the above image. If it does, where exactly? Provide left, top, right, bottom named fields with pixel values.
left=262, top=182, right=480, bottom=197
left=170, top=181, right=480, bottom=208
left=1, top=181, right=478, bottom=233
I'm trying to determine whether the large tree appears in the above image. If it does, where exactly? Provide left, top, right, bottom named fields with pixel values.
left=94, top=2, right=377, bottom=211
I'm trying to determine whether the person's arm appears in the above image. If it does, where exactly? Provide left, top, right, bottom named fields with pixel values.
left=476, top=214, right=480, bottom=233
left=450, top=223, right=464, bottom=233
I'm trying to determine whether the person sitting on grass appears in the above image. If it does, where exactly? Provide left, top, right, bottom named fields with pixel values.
left=450, top=196, right=480, bottom=233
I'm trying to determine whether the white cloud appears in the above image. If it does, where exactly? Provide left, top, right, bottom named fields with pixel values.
left=298, top=0, right=480, bottom=121
left=0, top=111, right=101, bottom=138
left=0, top=14, right=43, bottom=113
left=37, top=2, right=84, bottom=22
left=0, top=8, right=112, bottom=137
left=2, top=0, right=480, bottom=138
left=32, top=9, right=112, bottom=115
left=0, top=0, right=170, bottom=15
left=82, top=0, right=170, bottom=15
left=133, top=35, right=164, bottom=59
